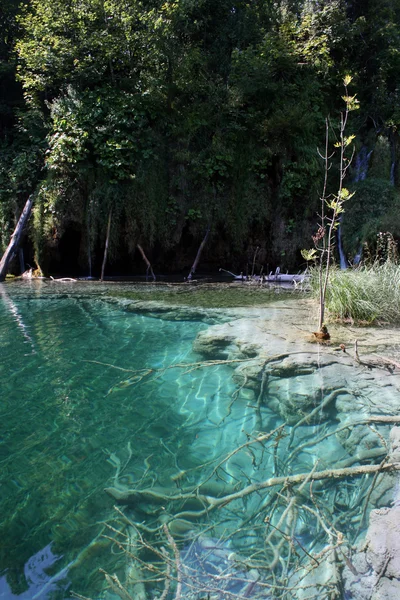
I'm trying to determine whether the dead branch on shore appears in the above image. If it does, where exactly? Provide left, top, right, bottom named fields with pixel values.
left=187, top=226, right=210, bottom=281
left=137, top=244, right=156, bottom=281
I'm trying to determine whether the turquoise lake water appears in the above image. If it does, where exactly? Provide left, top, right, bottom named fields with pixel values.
left=0, top=282, right=253, bottom=598
left=0, top=281, right=395, bottom=599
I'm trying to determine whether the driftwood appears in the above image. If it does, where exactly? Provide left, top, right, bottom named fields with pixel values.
left=136, top=244, right=156, bottom=281
left=99, top=417, right=400, bottom=598
left=100, top=208, right=113, bottom=282
left=219, top=266, right=308, bottom=284
left=50, top=276, right=78, bottom=282
left=187, top=225, right=210, bottom=280
left=266, top=272, right=308, bottom=283
left=0, top=195, right=34, bottom=281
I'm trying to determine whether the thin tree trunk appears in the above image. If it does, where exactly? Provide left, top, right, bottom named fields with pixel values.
left=0, top=195, right=34, bottom=281
left=87, top=214, right=92, bottom=279
left=100, top=208, right=112, bottom=282
left=19, top=249, right=25, bottom=274
left=318, top=118, right=330, bottom=330
left=187, top=225, right=210, bottom=280
left=137, top=244, right=156, bottom=281
left=251, top=246, right=259, bottom=277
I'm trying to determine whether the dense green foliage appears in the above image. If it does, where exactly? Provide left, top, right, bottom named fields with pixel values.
left=1, top=0, right=400, bottom=275
left=342, top=178, right=400, bottom=255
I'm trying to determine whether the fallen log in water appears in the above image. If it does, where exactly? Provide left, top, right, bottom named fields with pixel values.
left=220, top=267, right=308, bottom=284
left=0, top=195, right=34, bottom=281
left=265, top=272, right=308, bottom=283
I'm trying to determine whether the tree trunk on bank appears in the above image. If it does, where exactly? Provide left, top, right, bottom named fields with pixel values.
left=187, top=226, right=210, bottom=280
left=137, top=244, right=156, bottom=281
left=0, top=195, right=34, bottom=282
left=19, top=248, right=25, bottom=274
left=100, top=208, right=112, bottom=282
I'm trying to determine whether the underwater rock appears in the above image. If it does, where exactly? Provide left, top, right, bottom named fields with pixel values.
left=343, top=506, right=400, bottom=600
left=335, top=380, right=400, bottom=457
left=335, top=419, right=386, bottom=457
left=193, top=331, right=239, bottom=359
left=371, top=578, right=400, bottom=600
left=124, top=302, right=216, bottom=322
left=193, top=316, right=289, bottom=360
left=367, top=506, right=400, bottom=577
left=179, top=536, right=262, bottom=599
left=193, top=321, right=264, bottom=360
left=288, top=545, right=339, bottom=599
left=106, top=297, right=227, bottom=323
left=267, top=376, right=321, bottom=423
left=342, top=427, right=400, bottom=600
left=267, top=372, right=350, bottom=424
left=389, top=426, right=400, bottom=461
left=265, top=352, right=351, bottom=377
left=232, top=361, right=264, bottom=390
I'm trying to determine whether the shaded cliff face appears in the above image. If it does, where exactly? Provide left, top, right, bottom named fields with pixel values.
left=27, top=211, right=315, bottom=278
left=9, top=127, right=399, bottom=279
left=2, top=0, right=400, bottom=276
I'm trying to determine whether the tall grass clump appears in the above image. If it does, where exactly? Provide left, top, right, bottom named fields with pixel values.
left=310, top=262, right=400, bottom=324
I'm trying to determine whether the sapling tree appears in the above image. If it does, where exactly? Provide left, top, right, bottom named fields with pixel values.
left=302, top=76, right=359, bottom=338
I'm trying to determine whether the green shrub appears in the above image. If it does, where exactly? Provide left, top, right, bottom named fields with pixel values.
left=311, top=263, right=400, bottom=324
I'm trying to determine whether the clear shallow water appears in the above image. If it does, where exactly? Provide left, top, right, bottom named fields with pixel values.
left=0, top=282, right=231, bottom=596
left=0, top=281, right=395, bottom=599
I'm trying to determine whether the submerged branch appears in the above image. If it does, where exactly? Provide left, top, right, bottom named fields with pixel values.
left=105, top=462, right=400, bottom=517
left=207, top=461, right=399, bottom=509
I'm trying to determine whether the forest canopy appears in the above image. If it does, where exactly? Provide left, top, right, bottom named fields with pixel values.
left=1, top=0, right=399, bottom=276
